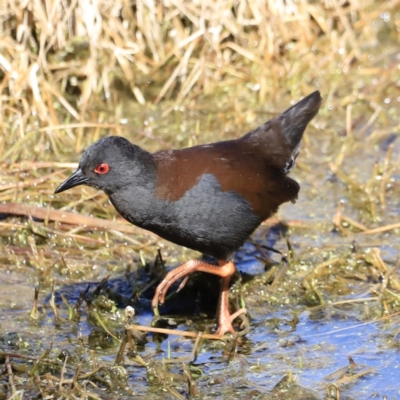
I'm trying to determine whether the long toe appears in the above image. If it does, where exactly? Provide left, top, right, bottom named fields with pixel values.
left=151, top=259, right=200, bottom=308
left=152, top=259, right=234, bottom=310
left=215, top=321, right=236, bottom=335
left=215, top=308, right=248, bottom=335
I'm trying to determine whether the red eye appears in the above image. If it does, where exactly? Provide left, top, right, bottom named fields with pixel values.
left=94, top=163, right=110, bottom=174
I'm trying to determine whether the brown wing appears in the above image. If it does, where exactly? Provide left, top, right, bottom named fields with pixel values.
left=153, top=140, right=299, bottom=221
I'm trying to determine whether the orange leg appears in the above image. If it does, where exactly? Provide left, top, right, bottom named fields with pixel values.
left=152, top=260, right=247, bottom=335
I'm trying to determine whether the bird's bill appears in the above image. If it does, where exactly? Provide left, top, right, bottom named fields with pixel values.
left=54, top=168, right=88, bottom=194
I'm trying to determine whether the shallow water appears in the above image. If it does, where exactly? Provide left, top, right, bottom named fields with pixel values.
left=1, top=123, right=400, bottom=398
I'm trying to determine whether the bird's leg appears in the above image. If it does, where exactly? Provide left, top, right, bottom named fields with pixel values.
left=151, top=259, right=247, bottom=335
left=215, top=260, right=247, bottom=335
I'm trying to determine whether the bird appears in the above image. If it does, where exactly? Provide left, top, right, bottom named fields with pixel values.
left=54, top=91, right=322, bottom=335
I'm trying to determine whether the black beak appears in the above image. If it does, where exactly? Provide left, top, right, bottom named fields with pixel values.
left=54, top=168, right=88, bottom=194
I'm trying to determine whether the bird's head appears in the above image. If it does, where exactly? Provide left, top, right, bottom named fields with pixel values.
left=54, top=136, right=155, bottom=195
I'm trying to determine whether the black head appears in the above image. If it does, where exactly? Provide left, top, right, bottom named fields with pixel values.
left=54, top=136, right=155, bottom=195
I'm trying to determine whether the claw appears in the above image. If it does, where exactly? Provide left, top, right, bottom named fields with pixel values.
left=177, top=275, right=190, bottom=292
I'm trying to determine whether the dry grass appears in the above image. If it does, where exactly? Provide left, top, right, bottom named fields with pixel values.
left=0, top=0, right=398, bottom=189
left=1, top=0, right=398, bottom=117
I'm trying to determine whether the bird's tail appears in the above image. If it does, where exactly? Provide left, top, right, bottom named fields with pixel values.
left=279, top=90, right=322, bottom=155
left=241, top=91, right=322, bottom=172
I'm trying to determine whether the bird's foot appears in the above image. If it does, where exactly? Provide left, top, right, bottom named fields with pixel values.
left=151, top=259, right=234, bottom=309
left=215, top=307, right=247, bottom=335
left=151, top=260, right=245, bottom=337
